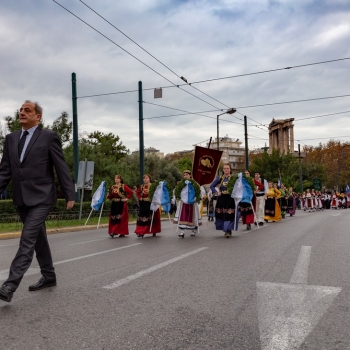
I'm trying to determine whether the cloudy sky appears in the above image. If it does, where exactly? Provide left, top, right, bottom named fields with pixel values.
left=1, top=0, right=350, bottom=154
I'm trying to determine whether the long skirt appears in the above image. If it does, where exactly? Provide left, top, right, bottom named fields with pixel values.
left=174, top=202, right=201, bottom=230
left=215, top=194, right=237, bottom=231
left=207, top=199, right=215, bottom=218
left=264, top=198, right=281, bottom=221
left=279, top=197, right=288, bottom=214
left=109, top=201, right=130, bottom=235
left=134, top=201, right=161, bottom=235
left=287, top=196, right=296, bottom=216
left=238, top=198, right=255, bottom=225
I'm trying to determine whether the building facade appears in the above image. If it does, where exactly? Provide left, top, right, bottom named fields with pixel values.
left=208, top=135, right=245, bottom=171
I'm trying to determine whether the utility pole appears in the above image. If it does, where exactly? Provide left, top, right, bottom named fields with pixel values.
left=298, top=143, right=303, bottom=193
left=138, top=81, right=144, bottom=186
left=72, top=72, right=79, bottom=201
left=244, top=115, right=249, bottom=170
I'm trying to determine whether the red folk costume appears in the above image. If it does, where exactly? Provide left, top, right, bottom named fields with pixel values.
left=134, top=184, right=161, bottom=236
left=107, top=183, right=133, bottom=237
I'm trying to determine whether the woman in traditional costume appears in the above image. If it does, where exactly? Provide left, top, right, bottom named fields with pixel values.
left=134, top=174, right=161, bottom=237
left=264, top=182, right=282, bottom=222
left=238, top=170, right=255, bottom=230
left=210, top=163, right=237, bottom=238
left=173, top=170, right=202, bottom=238
left=278, top=184, right=289, bottom=219
left=107, top=175, right=133, bottom=238
left=287, top=187, right=297, bottom=216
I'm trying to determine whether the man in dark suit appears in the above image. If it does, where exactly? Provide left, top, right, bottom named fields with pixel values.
left=0, top=100, right=75, bottom=303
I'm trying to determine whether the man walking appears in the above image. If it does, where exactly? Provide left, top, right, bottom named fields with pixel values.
left=0, top=100, right=75, bottom=303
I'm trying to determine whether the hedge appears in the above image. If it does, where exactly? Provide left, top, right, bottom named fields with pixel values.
left=0, top=199, right=115, bottom=214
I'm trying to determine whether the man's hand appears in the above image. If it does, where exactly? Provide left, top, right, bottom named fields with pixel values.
left=66, top=201, right=75, bottom=210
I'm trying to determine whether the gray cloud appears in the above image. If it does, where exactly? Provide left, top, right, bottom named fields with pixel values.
left=1, top=0, right=350, bottom=154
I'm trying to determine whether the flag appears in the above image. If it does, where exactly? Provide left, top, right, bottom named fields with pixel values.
left=180, top=180, right=196, bottom=204
left=277, top=178, right=281, bottom=189
left=192, top=146, right=223, bottom=186
left=91, top=181, right=106, bottom=211
left=150, top=181, right=171, bottom=213
left=346, top=183, right=350, bottom=192
left=231, top=173, right=254, bottom=204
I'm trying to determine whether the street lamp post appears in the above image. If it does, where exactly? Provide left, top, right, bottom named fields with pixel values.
left=216, top=108, right=237, bottom=151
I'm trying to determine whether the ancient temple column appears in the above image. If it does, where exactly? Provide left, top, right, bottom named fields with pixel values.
left=290, top=125, right=294, bottom=153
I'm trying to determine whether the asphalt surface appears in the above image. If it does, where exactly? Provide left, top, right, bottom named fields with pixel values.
left=0, top=209, right=350, bottom=350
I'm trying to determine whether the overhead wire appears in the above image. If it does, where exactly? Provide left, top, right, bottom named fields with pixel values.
left=78, top=0, right=246, bottom=122
left=53, top=0, right=231, bottom=113
left=142, top=101, right=243, bottom=124
left=55, top=0, right=350, bottom=148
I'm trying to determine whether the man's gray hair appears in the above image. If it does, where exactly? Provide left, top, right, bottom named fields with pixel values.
left=24, top=100, right=43, bottom=115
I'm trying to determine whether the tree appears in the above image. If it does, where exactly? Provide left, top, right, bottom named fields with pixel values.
left=49, top=111, right=72, bottom=145
left=83, top=131, right=128, bottom=162
left=178, top=157, right=193, bottom=173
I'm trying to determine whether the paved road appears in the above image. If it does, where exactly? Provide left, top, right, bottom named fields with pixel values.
left=1, top=209, right=349, bottom=350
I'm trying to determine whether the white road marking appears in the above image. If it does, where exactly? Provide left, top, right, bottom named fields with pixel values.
left=331, top=213, right=341, bottom=216
left=0, top=243, right=142, bottom=281
left=257, top=282, right=341, bottom=350
left=0, top=243, right=19, bottom=247
left=103, top=247, right=208, bottom=289
left=69, top=238, right=109, bottom=245
left=289, top=246, right=311, bottom=284
left=54, top=243, right=142, bottom=265
left=257, top=246, right=342, bottom=350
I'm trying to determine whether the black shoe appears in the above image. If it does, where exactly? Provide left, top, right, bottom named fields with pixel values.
left=259, top=222, right=264, bottom=226
left=254, top=222, right=257, bottom=226
left=247, top=224, right=251, bottom=230
left=0, top=285, right=13, bottom=302
left=29, top=276, right=56, bottom=292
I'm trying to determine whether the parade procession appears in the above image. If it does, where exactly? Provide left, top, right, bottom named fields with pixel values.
left=103, top=145, right=348, bottom=241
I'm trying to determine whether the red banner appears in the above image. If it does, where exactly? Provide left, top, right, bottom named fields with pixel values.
left=192, top=146, right=223, bottom=185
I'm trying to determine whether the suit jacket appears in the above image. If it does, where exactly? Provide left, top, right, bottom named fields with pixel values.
left=0, top=127, right=75, bottom=207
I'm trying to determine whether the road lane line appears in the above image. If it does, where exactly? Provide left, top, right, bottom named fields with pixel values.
left=289, top=246, right=311, bottom=284
left=69, top=238, right=109, bottom=245
left=54, top=243, right=142, bottom=265
left=103, top=247, right=208, bottom=289
left=0, top=243, right=19, bottom=247
left=1, top=244, right=142, bottom=281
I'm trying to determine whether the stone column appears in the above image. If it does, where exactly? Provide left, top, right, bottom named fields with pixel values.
left=290, top=124, right=294, bottom=153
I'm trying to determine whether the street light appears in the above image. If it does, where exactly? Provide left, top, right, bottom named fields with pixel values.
left=216, top=108, right=237, bottom=151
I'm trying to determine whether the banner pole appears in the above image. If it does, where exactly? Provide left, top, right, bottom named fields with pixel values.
left=97, top=202, right=104, bottom=229
left=84, top=209, right=93, bottom=226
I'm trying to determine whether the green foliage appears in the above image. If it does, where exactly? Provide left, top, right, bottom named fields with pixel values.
left=175, top=179, right=201, bottom=203
left=148, top=180, right=172, bottom=203
left=48, top=111, right=72, bottom=145
left=83, top=131, right=128, bottom=162
left=178, top=157, right=193, bottom=173
left=115, top=154, right=182, bottom=190
left=226, top=174, right=255, bottom=194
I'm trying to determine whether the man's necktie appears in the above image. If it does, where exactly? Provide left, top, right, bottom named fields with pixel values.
left=18, top=130, right=29, bottom=158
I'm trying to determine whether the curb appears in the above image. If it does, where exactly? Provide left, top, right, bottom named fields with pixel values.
left=0, top=218, right=174, bottom=241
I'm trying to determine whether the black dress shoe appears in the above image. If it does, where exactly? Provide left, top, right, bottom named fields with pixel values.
left=0, top=285, right=14, bottom=302
left=259, top=222, right=264, bottom=226
left=29, top=276, right=56, bottom=292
